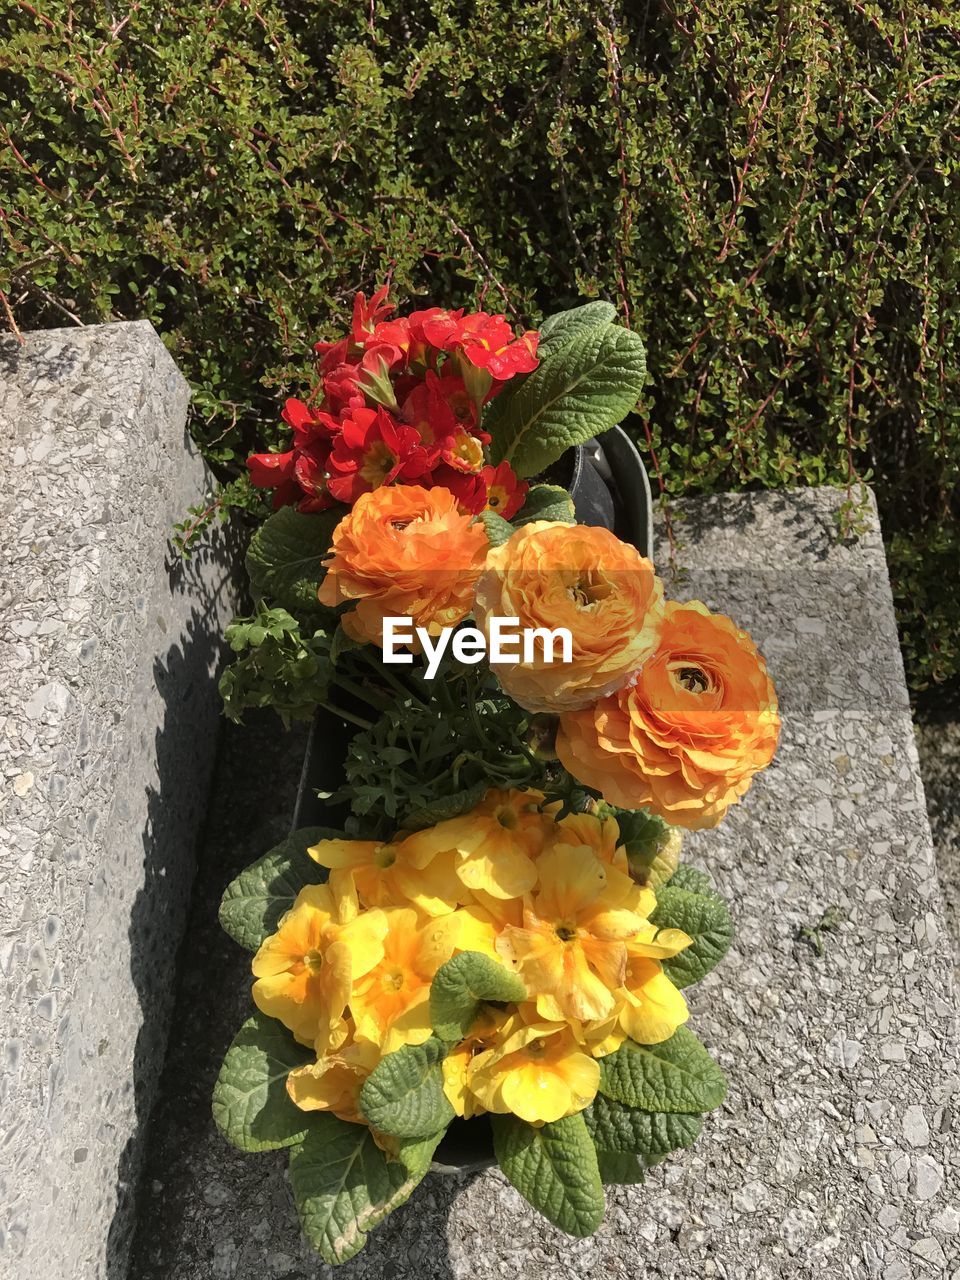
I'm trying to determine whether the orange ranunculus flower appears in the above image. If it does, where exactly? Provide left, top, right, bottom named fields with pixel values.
left=317, top=484, right=489, bottom=650
left=473, top=521, right=664, bottom=714
left=557, top=599, right=780, bottom=830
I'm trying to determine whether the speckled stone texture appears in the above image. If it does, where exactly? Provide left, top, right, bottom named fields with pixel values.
left=128, top=486, right=959, bottom=1280
left=0, top=322, right=236, bottom=1279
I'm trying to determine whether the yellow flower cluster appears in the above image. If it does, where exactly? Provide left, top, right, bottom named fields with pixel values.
left=251, top=789, right=692, bottom=1129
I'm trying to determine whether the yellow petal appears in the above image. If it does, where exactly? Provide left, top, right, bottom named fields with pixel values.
left=308, top=838, right=379, bottom=870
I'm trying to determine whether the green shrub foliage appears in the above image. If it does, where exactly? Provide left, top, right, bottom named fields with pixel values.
left=2, top=2, right=957, bottom=686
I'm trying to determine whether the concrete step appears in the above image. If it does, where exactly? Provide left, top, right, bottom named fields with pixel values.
left=0, top=323, right=235, bottom=1279
left=129, top=486, right=959, bottom=1279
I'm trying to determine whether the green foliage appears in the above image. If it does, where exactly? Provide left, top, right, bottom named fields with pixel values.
left=246, top=508, right=341, bottom=619
left=289, top=1114, right=431, bottom=1265
left=651, top=885, right=734, bottom=989
left=429, top=951, right=527, bottom=1043
left=218, top=826, right=333, bottom=951
left=219, top=608, right=334, bottom=726
left=3, top=0, right=955, bottom=685
left=335, top=659, right=548, bottom=835
left=513, top=483, right=576, bottom=526
left=605, top=805, right=680, bottom=887
left=595, top=1150, right=644, bottom=1185
left=358, top=1038, right=454, bottom=1138
left=212, top=1013, right=313, bottom=1152
left=583, top=1094, right=703, bottom=1159
left=477, top=510, right=515, bottom=548
left=599, top=1027, right=727, bottom=1113
left=486, top=317, right=646, bottom=476
left=491, top=1112, right=606, bottom=1238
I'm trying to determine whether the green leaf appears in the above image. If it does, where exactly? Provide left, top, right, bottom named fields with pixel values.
left=330, top=621, right=363, bottom=665
left=392, top=1128, right=447, bottom=1175
left=603, top=805, right=682, bottom=887
left=246, top=506, right=341, bottom=616
left=402, top=781, right=487, bottom=831
left=430, top=951, right=528, bottom=1043
left=359, top=1038, right=455, bottom=1138
left=584, top=1093, right=703, bottom=1158
left=486, top=321, right=646, bottom=478
left=513, top=483, right=576, bottom=526
left=478, top=510, right=515, bottom=547
left=212, top=1013, right=312, bottom=1152
left=599, top=1029, right=727, bottom=1113
left=537, top=301, right=618, bottom=359
left=652, top=886, right=734, bottom=989
left=492, top=1112, right=605, bottom=1237
left=289, top=1114, right=430, bottom=1265
left=219, top=826, right=339, bottom=951
left=667, top=864, right=719, bottom=897
left=595, top=1149, right=645, bottom=1185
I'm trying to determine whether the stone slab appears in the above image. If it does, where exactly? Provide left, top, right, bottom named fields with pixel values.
left=0, top=322, right=236, bottom=1278
left=128, top=486, right=959, bottom=1280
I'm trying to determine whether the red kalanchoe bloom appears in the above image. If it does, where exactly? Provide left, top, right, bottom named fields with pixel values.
left=426, top=465, right=488, bottom=515
left=327, top=406, right=435, bottom=504
left=352, top=285, right=395, bottom=344
left=440, top=428, right=485, bottom=475
left=422, top=311, right=540, bottom=379
left=247, top=398, right=337, bottom=512
left=480, top=461, right=528, bottom=520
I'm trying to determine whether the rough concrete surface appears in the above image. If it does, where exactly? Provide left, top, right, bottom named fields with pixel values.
left=914, top=711, right=960, bottom=980
left=0, top=323, right=236, bottom=1278
left=128, top=486, right=959, bottom=1280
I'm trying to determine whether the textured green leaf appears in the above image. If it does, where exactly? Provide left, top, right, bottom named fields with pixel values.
left=246, top=506, right=341, bottom=615
left=492, top=1112, right=605, bottom=1237
left=219, top=826, right=338, bottom=951
left=584, top=1093, right=703, bottom=1158
left=289, top=1114, right=430, bottom=1265
left=537, top=301, right=618, bottom=359
left=392, top=1129, right=447, bottom=1175
left=652, top=886, right=734, bottom=989
left=402, top=781, right=487, bottom=832
left=513, top=483, right=576, bottom=526
left=212, top=1013, right=312, bottom=1152
left=478, top=510, right=516, bottom=548
left=486, top=321, right=647, bottom=477
left=359, top=1038, right=454, bottom=1138
left=595, top=1149, right=645, bottom=1185
left=666, top=864, right=720, bottom=898
left=605, top=805, right=681, bottom=887
left=430, top=951, right=528, bottom=1043
left=599, top=1029, right=727, bottom=1113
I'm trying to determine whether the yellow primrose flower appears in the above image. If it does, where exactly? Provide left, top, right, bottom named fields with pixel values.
left=495, top=843, right=650, bottom=1022
left=252, top=882, right=387, bottom=1047
left=616, top=926, right=692, bottom=1044
left=467, top=1006, right=600, bottom=1124
left=569, top=1009, right=627, bottom=1059
left=440, top=1007, right=509, bottom=1118
left=543, top=805, right=628, bottom=872
left=307, top=832, right=462, bottom=916
left=408, top=788, right=545, bottom=901
left=350, top=907, right=463, bottom=1054
left=286, top=1033, right=381, bottom=1124
left=457, top=889, right=525, bottom=960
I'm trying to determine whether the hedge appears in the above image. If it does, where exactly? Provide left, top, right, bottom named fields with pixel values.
left=2, top=1, right=958, bottom=688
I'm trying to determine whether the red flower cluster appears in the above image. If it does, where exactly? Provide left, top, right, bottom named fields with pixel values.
left=247, top=287, right=537, bottom=518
